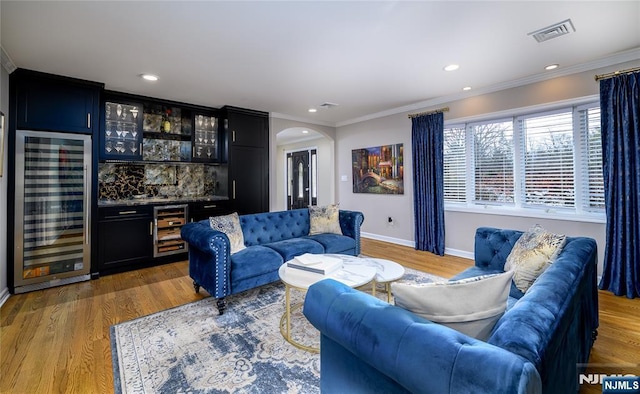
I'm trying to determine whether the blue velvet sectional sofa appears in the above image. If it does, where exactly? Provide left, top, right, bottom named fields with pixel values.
left=180, top=208, right=364, bottom=314
left=303, top=227, right=599, bottom=394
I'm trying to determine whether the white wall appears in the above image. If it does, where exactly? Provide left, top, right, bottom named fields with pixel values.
left=269, top=117, right=336, bottom=211
left=336, top=113, right=415, bottom=245
left=275, top=136, right=334, bottom=210
left=336, top=60, right=640, bottom=276
left=1, top=64, right=9, bottom=305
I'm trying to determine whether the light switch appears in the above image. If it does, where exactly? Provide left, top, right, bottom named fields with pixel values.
left=341, top=175, right=348, bottom=182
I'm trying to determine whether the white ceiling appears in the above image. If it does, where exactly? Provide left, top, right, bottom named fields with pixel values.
left=2, top=1, right=639, bottom=129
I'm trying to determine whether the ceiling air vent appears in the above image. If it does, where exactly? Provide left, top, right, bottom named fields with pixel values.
left=319, top=102, right=339, bottom=109
left=528, top=19, right=575, bottom=43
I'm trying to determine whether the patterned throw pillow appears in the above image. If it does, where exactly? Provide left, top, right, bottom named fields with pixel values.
left=391, top=271, right=514, bottom=341
left=309, top=204, right=342, bottom=235
left=504, top=224, right=566, bottom=293
left=209, top=212, right=246, bottom=254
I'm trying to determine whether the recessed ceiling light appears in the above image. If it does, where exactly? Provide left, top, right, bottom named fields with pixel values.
left=302, top=130, right=309, bottom=134
left=463, top=86, right=472, bottom=91
left=544, top=64, right=559, bottom=71
left=443, top=64, right=459, bottom=72
left=141, top=73, right=159, bottom=81
left=308, top=108, right=317, bottom=113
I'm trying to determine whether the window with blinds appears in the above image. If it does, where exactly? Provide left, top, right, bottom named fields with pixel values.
left=581, top=106, right=604, bottom=209
left=471, top=120, right=514, bottom=204
left=443, top=126, right=466, bottom=202
left=519, top=110, right=575, bottom=207
left=442, top=102, right=604, bottom=217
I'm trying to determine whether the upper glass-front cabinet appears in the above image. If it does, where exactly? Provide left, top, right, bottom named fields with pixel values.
left=100, top=100, right=143, bottom=160
left=100, top=95, right=221, bottom=163
left=192, top=113, right=219, bottom=162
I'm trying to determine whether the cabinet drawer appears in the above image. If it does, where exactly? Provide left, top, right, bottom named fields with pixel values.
left=157, top=228, right=182, bottom=240
left=189, top=200, right=232, bottom=222
left=157, top=216, right=186, bottom=227
left=99, top=206, right=152, bottom=220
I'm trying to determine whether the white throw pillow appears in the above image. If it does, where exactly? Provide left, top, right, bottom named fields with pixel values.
left=504, top=224, right=566, bottom=293
left=209, top=212, right=246, bottom=254
left=391, top=270, right=514, bottom=341
left=308, top=204, right=342, bottom=235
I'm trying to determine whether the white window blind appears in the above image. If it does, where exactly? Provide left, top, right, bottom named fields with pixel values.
left=443, top=126, right=466, bottom=202
left=442, top=102, right=604, bottom=218
left=580, top=106, right=604, bottom=209
left=519, top=111, right=575, bottom=207
left=471, top=121, right=514, bottom=204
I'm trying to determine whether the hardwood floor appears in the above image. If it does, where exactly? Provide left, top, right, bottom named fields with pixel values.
left=1, top=238, right=638, bottom=393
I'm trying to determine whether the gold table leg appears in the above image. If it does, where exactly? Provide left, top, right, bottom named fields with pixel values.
left=279, top=284, right=319, bottom=353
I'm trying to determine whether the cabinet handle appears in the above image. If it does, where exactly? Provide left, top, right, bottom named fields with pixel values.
left=139, top=143, right=142, bottom=153
left=203, top=204, right=217, bottom=209
left=84, top=165, right=89, bottom=244
left=87, top=113, right=91, bottom=128
left=232, top=130, right=236, bottom=143
left=232, top=180, right=236, bottom=199
left=119, top=210, right=137, bottom=215
left=150, top=221, right=153, bottom=236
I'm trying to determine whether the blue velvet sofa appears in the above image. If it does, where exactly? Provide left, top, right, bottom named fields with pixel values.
left=303, top=227, right=599, bottom=394
left=180, top=208, right=364, bottom=314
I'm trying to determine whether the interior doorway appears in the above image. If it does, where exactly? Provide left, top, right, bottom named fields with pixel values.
left=287, top=149, right=317, bottom=209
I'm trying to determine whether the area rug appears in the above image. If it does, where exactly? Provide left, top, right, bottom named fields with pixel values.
left=111, top=267, right=444, bottom=394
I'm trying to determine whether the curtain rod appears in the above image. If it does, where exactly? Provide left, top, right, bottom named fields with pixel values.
left=594, top=66, right=640, bottom=81
left=407, top=107, right=449, bottom=119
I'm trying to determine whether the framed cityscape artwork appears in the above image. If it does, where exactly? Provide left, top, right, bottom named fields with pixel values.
left=352, top=143, right=404, bottom=194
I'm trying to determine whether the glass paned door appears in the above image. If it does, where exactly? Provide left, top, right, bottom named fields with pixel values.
left=14, top=130, right=91, bottom=288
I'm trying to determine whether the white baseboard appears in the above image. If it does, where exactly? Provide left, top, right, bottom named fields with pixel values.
left=361, top=232, right=414, bottom=248
left=361, top=232, right=474, bottom=260
left=0, top=287, right=10, bottom=309
left=444, top=248, right=474, bottom=260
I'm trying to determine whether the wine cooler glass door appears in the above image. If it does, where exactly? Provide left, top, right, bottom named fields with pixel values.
left=14, top=130, right=92, bottom=292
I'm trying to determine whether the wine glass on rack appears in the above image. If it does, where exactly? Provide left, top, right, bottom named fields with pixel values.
left=116, top=104, right=122, bottom=119
left=207, top=147, right=212, bottom=158
left=106, top=104, right=112, bottom=119
left=105, top=141, right=113, bottom=153
left=198, top=115, right=203, bottom=128
left=131, top=108, right=139, bottom=121
left=130, top=142, right=138, bottom=154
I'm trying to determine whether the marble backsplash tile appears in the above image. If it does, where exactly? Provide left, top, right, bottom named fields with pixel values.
left=99, top=163, right=226, bottom=201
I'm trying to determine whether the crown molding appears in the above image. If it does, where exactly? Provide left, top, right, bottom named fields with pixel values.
left=335, top=48, right=640, bottom=128
left=1, top=47, right=17, bottom=74
left=270, top=112, right=335, bottom=128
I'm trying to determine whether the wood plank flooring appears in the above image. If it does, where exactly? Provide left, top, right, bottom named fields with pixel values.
left=1, top=238, right=638, bottom=393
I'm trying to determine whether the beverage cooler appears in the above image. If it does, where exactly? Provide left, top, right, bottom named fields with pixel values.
left=13, top=130, right=92, bottom=293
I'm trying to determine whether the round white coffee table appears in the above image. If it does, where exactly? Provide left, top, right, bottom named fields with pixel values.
left=278, top=258, right=376, bottom=353
left=331, top=254, right=406, bottom=303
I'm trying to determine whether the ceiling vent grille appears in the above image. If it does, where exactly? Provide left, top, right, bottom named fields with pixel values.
left=319, top=102, right=339, bottom=109
left=528, top=19, right=575, bottom=43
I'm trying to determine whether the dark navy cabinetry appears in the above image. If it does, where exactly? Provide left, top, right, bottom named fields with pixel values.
left=12, top=69, right=102, bottom=134
left=97, top=206, right=153, bottom=272
left=224, top=106, right=269, bottom=215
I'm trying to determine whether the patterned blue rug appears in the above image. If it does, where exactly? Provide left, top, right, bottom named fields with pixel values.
left=111, top=268, right=443, bottom=393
